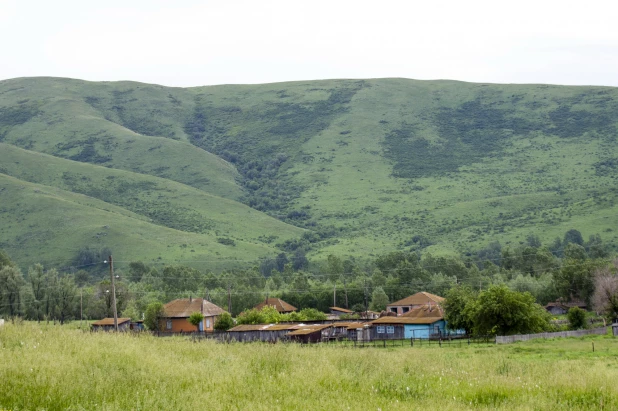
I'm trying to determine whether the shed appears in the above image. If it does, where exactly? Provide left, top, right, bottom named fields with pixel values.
left=545, top=299, right=587, bottom=316
left=227, top=324, right=271, bottom=342
left=329, top=307, right=353, bottom=317
left=286, top=324, right=333, bottom=343
left=91, top=317, right=131, bottom=332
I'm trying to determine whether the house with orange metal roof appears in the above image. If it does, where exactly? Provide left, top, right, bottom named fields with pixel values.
left=160, top=297, right=227, bottom=333
left=254, top=297, right=297, bottom=313
left=386, top=291, right=445, bottom=316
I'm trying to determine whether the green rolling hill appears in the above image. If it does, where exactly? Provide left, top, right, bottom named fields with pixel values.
left=1, top=76, right=618, bottom=268
left=0, top=173, right=292, bottom=271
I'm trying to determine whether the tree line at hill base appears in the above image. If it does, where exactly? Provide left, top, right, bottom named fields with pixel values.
left=2, top=229, right=618, bottom=336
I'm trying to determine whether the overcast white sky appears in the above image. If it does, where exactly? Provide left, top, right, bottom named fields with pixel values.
left=1, top=0, right=617, bottom=87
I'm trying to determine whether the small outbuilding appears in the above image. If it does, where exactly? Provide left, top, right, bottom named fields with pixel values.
left=227, top=323, right=299, bottom=342
left=286, top=324, right=333, bottom=343
left=91, top=317, right=131, bottom=332
left=545, top=299, right=587, bottom=315
left=329, top=307, right=353, bottom=317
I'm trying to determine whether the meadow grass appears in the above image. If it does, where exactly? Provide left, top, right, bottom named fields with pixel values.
left=1, top=323, right=618, bottom=410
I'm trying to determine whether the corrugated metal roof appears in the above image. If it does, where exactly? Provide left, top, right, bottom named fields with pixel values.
left=228, top=324, right=271, bottom=332
left=254, top=298, right=297, bottom=313
left=331, top=322, right=363, bottom=328
left=387, top=291, right=444, bottom=307
left=228, top=323, right=300, bottom=332
left=343, top=322, right=368, bottom=330
left=163, top=298, right=226, bottom=318
left=91, top=318, right=131, bottom=326
left=202, top=300, right=227, bottom=317
left=287, top=328, right=322, bottom=336
left=267, top=324, right=298, bottom=331
left=287, top=324, right=332, bottom=335
left=372, top=305, right=443, bottom=325
left=330, top=306, right=353, bottom=313
left=402, top=304, right=444, bottom=320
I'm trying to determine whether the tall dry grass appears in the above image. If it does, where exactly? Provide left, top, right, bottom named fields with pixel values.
left=1, top=323, right=618, bottom=410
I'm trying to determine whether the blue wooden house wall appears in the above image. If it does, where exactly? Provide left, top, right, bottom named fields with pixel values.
left=404, top=320, right=446, bottom=339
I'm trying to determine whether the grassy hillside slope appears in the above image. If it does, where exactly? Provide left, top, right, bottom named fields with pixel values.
left=2, top=77, right=618, bottom=266
left=0, top=77, right=242, bottom=199
left=0, top=173, right=287, bottom=270
left=0, top=143, right=303, bottom=239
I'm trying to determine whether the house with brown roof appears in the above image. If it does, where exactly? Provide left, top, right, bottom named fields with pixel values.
left=386, top=291, right=445, bottom=316
left=91, top=317, right=132, bottom=332
left=254, top=297, right=297, bottom=313
left=370, top=303, right=456, bottom=339
left=545, top=299, right=587, bottom=315
left=160, top=297, right=227, bottom=333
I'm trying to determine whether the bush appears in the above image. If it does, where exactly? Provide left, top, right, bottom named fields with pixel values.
left=214, top=312, right=234, bottom=331
left=217, top=238, right=236, bottom=246
left=188, top=312, right=204, bottom=330
left=143, top=302, right=165, bottom=331
left=567, top=307, right=588, bottom=330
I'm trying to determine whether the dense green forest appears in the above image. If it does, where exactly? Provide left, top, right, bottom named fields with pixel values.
left=1, top=77, right=618, bottom=270
left=2, top=228, right=616, bottom=324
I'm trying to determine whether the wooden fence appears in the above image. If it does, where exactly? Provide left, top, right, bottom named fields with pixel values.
left=496, top=326, right=608, bottom=344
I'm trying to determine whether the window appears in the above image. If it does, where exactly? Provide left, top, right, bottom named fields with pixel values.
left=166, top=320, right=172, bottom=330
left=206, top=319, right=211, bottom=328
left=386, top=326, right=395, bottom=334
left=402, top=307, right=410, bottom=313
left=377, top=326, right=385, bottom=334
left=389, top=307, right=397, bottom=313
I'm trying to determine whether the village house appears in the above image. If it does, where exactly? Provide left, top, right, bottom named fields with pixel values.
left=386, top=291, right=445, bottom=316
left=160, top=297, right=226, bottom=333
left=545, top=299, right=587, bottom=315
left=370, top=303, right=459, bottom=339
left=91, top=317, right=132, bottom=332
left=254, top=297, right=297, bottom=313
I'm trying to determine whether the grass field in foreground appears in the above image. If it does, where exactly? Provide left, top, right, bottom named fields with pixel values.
left=1, top=323, right=617, bottom=410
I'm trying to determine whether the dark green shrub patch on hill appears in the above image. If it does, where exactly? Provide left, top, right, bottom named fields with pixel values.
left=184, top=82, right=365, bottom=217
left=0, top=103, right=40, bottom=141
left=60, top=173, right=215, bottom=234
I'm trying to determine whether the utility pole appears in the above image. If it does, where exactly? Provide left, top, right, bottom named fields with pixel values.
left=227, top=281, right=232, bottom=314
left=108, top=255, right=118, bottom=332
left=343, top=276, right=349, bottom=309
left=364, top=279, right=368, bottom=314
left=333, top=284, right=336, bottom=307
left=80, top=288, right=83, bottom=330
